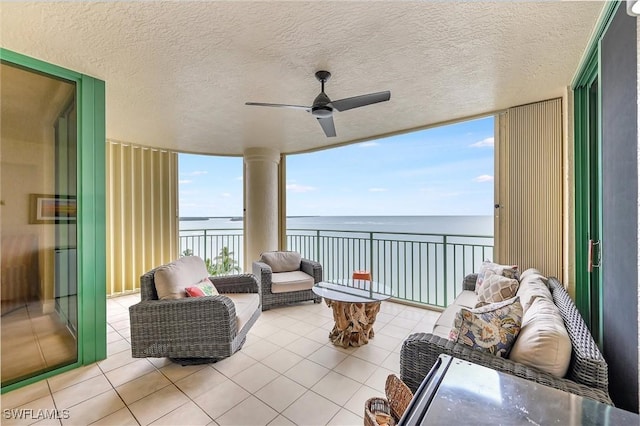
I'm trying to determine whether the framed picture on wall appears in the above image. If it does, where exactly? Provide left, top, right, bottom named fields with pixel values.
left=29, top=194, right=77, bottom=224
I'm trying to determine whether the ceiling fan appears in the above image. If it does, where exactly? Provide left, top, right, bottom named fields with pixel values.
left=245, top=70, right=391, bottom=137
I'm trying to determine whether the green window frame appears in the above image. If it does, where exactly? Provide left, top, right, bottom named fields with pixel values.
left=0, top=49, right=107, bottom=393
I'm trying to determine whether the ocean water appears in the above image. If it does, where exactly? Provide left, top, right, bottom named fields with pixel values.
left=180, top=215, right=493, bottom=236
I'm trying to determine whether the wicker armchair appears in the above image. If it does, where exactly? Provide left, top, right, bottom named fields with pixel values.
left=252, top=251, right=322, bottom=310
left=129, top=257, right=261, bottom=364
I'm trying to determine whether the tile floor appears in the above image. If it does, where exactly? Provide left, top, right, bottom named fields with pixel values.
left=2, top=294, right=440, bottom=426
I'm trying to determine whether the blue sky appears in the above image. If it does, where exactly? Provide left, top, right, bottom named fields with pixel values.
left=179, top=116, right=494, bottom=217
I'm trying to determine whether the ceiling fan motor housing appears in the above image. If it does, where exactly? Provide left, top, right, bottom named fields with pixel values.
left=312, top=91, right=333, bottom=117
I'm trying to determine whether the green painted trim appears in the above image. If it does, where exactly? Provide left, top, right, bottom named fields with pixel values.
left=0, top=49, right=106, bottom=393
left=571, top=1, right=620, bottom=88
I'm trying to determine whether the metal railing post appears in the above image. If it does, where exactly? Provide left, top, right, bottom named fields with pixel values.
left=203, top=229, right=208, bottom=261
left=369, top=232, right=374, bottom=287
left=443, top=235, right=448, bottom=306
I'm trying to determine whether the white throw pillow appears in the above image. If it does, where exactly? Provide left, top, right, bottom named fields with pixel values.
left=260, top=251, right=302, bottom=273
left=154, top=256, right=209, bottom=300
left=516, top=272, right=552, bottom=313
left=509, top=297, right=572, bottom=377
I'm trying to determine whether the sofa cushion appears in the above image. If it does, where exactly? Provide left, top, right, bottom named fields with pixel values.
left=260, top=251, right=302, bottom=273
left=433, top=290, right=477, bottom=335
left=225, top=293, right=260, bottom=332
left=516, top=271, right=552, bottom=313
left=475, top=260, right=520, bottom=293
left=271, top=270, right=315, bottom=293
left=155, top=256, right=209, bottom=300
left=509, top=296, right=572, bottom=377
left=476, top=274, right=519, bottom=307
left=185, top=280, right=219, bottom=297
left=449, top=297, right=523, bottom=358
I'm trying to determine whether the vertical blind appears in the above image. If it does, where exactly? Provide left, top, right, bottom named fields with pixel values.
left=106, top=141, right=178, bottom=296
left=495, top=98, right=563, bottom=278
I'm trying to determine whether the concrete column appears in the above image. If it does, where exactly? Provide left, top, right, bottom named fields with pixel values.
left=244, top=147, right=280, bottom=270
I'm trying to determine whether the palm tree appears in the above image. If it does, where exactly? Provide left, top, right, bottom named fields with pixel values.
left=206, top=246, right=241, bottom=276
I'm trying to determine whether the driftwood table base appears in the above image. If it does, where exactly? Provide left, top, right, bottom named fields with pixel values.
left=325, top=299, right=382, bottom=348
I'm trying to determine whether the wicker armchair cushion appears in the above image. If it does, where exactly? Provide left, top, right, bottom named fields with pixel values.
left=260, top=251, right=302, bottom=273
left=271, top=271, right=315, bottom=293
left=509, top=296, right=572, bottom=377
left=226, top=293, right=260, bottom=332
left=155, top=256, right=209, bottom=300
left=516, top=272, right=553, bottom=312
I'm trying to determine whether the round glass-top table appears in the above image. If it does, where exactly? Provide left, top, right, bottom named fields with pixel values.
left=312, top=279, right=392, bottom=347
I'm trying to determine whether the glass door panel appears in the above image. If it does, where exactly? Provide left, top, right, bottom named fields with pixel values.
left=1, top=62, right=78, bottom=386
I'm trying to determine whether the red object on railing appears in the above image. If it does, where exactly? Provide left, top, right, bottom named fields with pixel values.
left=353, top=270, right=372, bottom=281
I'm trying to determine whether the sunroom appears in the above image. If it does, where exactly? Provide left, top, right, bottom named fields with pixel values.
left=0, top=1, right=638, bottom=423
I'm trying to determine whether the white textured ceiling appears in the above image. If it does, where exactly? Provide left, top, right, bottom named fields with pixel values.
left=1, top=1, right=604, bottom=156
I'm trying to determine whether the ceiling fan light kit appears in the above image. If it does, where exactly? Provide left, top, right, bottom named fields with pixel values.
left=246, top=70, right=390, bottom=137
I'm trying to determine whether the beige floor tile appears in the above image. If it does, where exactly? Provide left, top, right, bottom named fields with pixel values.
left=231, top=362, right=279, bottom=393
left=97, top=350, right=137, bottom=373
left=150, top=400, right=212, bottom=425
left=148, top=357, right=173, bottom=369
left=268, top=330, right=300, bottom=347
left=3, top=394, right=56, bottom=426
left=107, top=338, right=131, bottom=356
left=215, top=396, right=277, bottom=426
left=373, top=312, right=396, bottom=326
left=311, top=371, right=361, bottom=406
left=307, top=346, right=348, bottom=369
left=254, top=375, right=306, bottom=412
left=333, top=356, right=379, bottom=383
left=106, top=359, right=156, bottom=387
left=376, top=323, right=412, bottom=340
left=159, top=362, right=208, bottom=382
left=282, top=391, right=340, bottom=426
left=212, top=351, right=258, bottom=378
left=47, top=364, right=102, bottom=393
left=116, top=370, right=172, bottom=405
left=89, top=407, right=138, bottom=425
left=283, top=359, right=329, bottom=388
left=107, top=331, right=124, bottom=343
left=242, top=334, right=263, bottom=349
left=128, top=385, right=189, bottom=425
left=327, top=408, right=363, bottom=426
left=1, top=379, right=50, bottom=409
left=285, top=320, right=317, bottom=337
left=267, top=415, right=296, bottom=426
left=248, top=323, right=280, bottom=339
left=62, top=389, right=125, bottom=426
left=241, top=339, right=280, bottom=361
left=174, top=366, right=227, bottom=399
left=305, top=327, right=333, bottom=345
left=31, top=417, right=63, bottom=426
left=284, top=337, right=323, bottom=358
left=367, top=333, right=404, bottom=352
left=193, top=379, right=250, bottom=420
left=343, top=384, right=383, bottom=416
left=390, top=317, right=420, bottom=330
left=53, top=375, right=113, bottom=409
left=266, top=315, right=299, bottom=330
left=364, top=367, right=396, bottom=392
left=351, top=344, right=391, bottom=365
left=381, top=351, right=401, bottom=373
left=260, top=349, right=304, bottom=374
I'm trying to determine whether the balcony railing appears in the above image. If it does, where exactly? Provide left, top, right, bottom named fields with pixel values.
left=179, top=228, right=493, bottom=308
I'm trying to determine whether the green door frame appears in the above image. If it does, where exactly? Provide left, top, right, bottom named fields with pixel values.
left=571, top=1, right=619, bottom=347
left=0, top=49, right=107, bottom=393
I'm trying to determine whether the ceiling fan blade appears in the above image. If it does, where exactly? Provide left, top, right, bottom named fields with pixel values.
left=331, top=91, right=391, bottom=112
left=245, top=102, right=311, bottom=112
left=317, top=116, right=336, bottom=137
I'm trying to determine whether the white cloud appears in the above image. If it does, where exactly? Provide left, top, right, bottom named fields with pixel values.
left=235, top=176, right=243, bottom=181
left=179, top=179, right=193, bottom=184
left=473, top=174, right=494, bottom=183
left=469, top=137, right=494, bottom=148
left=359, top=141, right=380, bottom=148
left=221, top=192, right=231, bottom=198
left=369, top=187, right=388, bottom=192
left=287, top=183, right=316, bottom=193
left=189, top=170, right=208, bottom=176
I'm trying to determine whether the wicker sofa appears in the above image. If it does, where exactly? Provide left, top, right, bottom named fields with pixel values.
left=252, top=251, right=322, bottom=310
left=129, top=256, right=261, bottom=364
left=400, top=272, right=612, bottom=405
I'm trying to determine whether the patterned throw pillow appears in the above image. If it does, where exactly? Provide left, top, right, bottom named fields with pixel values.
left=448, top=297, right=523, bottom=358
left=475, top=260, right=520, bottom=293
left=476, top=274, right=519, bottom=307
left=185, top=279, right=219, bottom=297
